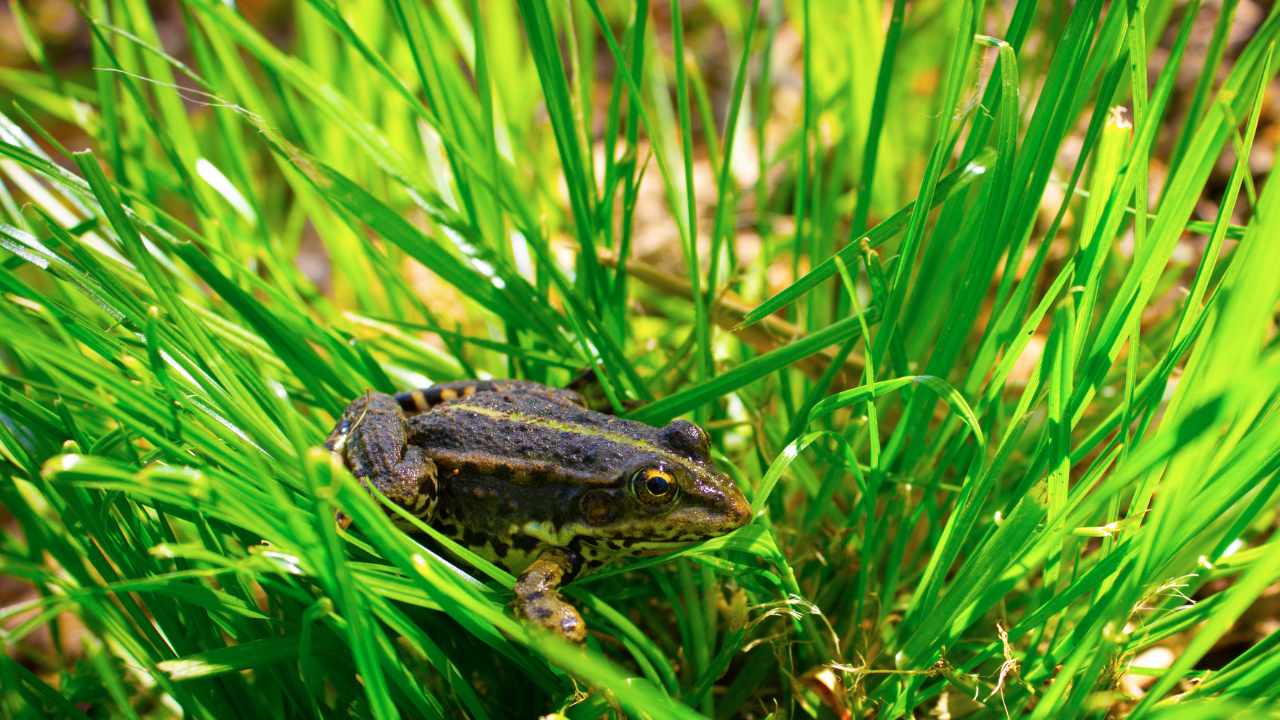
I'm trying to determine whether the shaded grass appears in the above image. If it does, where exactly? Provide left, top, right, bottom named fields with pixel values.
left=1, top=1, right=1278, bottom=718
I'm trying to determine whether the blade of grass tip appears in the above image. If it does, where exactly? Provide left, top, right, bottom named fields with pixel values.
left=1071, top=106, right=1131, bottom=359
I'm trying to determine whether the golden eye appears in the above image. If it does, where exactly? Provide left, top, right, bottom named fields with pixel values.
left=633, top=467, right=677, bottom=504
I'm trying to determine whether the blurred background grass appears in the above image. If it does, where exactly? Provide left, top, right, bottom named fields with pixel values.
left=2, top=1, right=1279, bottom=718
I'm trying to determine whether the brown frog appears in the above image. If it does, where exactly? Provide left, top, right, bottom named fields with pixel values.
left=325, top=380, right=751, bottom=642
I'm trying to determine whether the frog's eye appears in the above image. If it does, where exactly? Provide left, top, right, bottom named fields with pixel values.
left=632, top=467, right=678, bottom=505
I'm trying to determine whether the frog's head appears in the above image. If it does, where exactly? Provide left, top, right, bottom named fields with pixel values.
left=573, top=419, right=752, bottom=554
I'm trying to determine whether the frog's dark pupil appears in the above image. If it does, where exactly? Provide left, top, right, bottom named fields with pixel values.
left=647, top=475, right=670, bottom=495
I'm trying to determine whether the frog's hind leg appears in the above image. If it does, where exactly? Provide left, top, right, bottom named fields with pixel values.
left=327, top=392, right=439, bottom=526
left=396, top=380, right=588, bottom=413
left=396, top=381, right=500, bottom=414
left=566, top=368, right=642, bottom=415
left=514, top=547, right=587, bottom=643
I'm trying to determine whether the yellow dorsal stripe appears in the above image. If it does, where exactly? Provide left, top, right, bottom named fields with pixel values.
left=442, top=404, right=701, bottom=475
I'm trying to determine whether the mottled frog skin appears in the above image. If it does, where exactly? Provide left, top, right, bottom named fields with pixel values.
left=325, top=380, right=751, bottom=642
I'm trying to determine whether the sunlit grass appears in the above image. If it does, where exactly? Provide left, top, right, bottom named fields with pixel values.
left=1, top=1, right=1278, bottom=718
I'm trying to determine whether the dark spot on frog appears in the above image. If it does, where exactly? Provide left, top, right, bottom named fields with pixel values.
left=491, top=539, right=509, bottom=558
left=513, top=534, right=540, bottom=552
left=462, top=529, right=487, bottom=549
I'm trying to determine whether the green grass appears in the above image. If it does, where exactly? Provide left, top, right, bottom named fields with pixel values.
left=1, top=1, right=1278, bottom=717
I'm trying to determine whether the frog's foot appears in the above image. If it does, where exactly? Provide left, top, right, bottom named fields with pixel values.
left=327, top=392, right=439, bottom=527
left=514, top=548, right=586, bottom=643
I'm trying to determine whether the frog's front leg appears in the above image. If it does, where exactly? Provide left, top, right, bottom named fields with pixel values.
left=326, top=392, right=439, bottom=526
left=514, top=547, right=586, bottom=643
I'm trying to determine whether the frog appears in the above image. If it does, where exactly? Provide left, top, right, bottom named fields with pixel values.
left=324, top=379, right=752, bottom=642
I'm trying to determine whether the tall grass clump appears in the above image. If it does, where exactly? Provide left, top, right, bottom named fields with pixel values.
left=1, top=1, right=1278, bottom=717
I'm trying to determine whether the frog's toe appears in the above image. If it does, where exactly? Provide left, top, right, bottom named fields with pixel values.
left=517, top=600, right=586, bottom=643
left=559, top=613, right=585, bottom=643
left=387, top=447, right=438, bottom=518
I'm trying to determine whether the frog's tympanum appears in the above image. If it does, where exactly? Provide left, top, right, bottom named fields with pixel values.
left=325, top=380, right=752, bottom=642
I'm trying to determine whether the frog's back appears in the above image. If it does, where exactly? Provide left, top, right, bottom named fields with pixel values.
left=407, top=390, right=669, bottom=484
